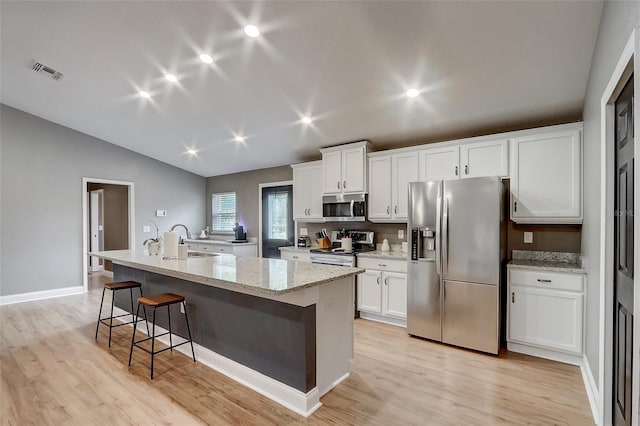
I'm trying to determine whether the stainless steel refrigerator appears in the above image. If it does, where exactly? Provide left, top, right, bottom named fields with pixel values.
left=407, top=176, right=505, bottom=354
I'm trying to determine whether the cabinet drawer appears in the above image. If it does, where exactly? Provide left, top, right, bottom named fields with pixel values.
left=281, top=251, right=311, bottom=262
left=357, top=257, right=407, bottom=273
left=509, top=269, right=584, bottom=292
left=213, top=245, right=229, bottom=253
left=197, top=243, right=213, bottom=251
left=185, top=242, right=197, bottom=250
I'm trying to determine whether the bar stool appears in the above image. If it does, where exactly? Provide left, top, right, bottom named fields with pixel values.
left=95, top=280, right=149, bottom=347
left=128, top=293, right=196, bottom=379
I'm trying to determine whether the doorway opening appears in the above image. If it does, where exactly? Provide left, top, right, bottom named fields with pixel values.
left=258, top=181, right=294, bottom=258
left=82, top=178, right=135, bottom=292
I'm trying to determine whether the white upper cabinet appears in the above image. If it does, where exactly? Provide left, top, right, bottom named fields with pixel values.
left=321, top=141, right=370, bottom=195
left=419, top=146, right=460, bottom=181
left=368, top=151, right=418, bottom=222
left=460, top=139, right=509, bottom=178
left=292, top=161, right=323, bottom=222
left=510, top=128, right=582, bottom=223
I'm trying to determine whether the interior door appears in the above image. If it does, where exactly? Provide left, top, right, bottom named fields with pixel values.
left=613, top=76, right=634, bottom=426
left=89, top=190, right=103, bottom=271
left=261, top=185, right=294, bottom=259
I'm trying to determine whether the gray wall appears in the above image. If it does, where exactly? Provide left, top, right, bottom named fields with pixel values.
left=0, top=104, right=206, bottom=296
left=581, top=1, right=639, bottom=386
left=206, top=166, right=293, bottom=239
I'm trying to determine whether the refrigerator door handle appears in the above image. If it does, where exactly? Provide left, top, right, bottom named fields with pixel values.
left=442, top=196, right=449, bottom=275
left=435, top=194, right=442, bottom=275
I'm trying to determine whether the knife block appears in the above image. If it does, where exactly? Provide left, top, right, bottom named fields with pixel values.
left=317, top=237, right=331, bottom=249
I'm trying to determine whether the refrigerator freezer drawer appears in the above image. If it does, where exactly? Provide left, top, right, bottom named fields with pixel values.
left=442, top=280, right=499, bottom=354
left=407, top=259, right=441, bottom=341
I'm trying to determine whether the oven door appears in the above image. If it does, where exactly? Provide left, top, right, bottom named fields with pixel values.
left=310, top=252, right=356, bottom=268
left=322, top=194, right=367, bottom=222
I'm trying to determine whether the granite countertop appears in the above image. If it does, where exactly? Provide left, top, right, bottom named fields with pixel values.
left=184, top=238, right=256, bottom=246
left=507, top=250, right=587, bottom=274
left=358, top=249, right=408, bottom=261
left=278, top=246, right=314, bottom=252
left=91, top=250, right=363, bottom=295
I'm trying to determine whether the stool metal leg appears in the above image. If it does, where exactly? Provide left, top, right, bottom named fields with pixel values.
left=95, top=288, right=106, bottom=340
left=183, top=301, right=196, bottom=362
left=167, top=305, right=173, bottom=351
left=150, top=308, right=156, bottom=379
left=128, top=302, right=141, bottom=366
left=139, top=288, right=150, bottom=336
left=108, top=289, right=115, bottom=347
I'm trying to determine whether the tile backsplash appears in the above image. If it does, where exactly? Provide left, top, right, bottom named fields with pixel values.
left=298, top=222, right=407, bottom=245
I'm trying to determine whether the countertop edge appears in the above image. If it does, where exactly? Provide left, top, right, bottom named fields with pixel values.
left=507, top=261, right=587, bottom=274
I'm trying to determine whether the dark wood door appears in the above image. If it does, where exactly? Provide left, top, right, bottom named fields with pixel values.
left=261, top=185, right=294, bottom=258
left=613, top=75, right=634, bottom=426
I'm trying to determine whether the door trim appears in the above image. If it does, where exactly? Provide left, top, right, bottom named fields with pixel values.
left=82, top=177, right=135, bottom=292
left=599, top=28, right=639, bottom=426
left=258, top=180, right=293, bottom=257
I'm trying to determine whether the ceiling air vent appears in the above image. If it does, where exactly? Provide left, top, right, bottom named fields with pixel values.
left=32, top=62, right=65, bottom=81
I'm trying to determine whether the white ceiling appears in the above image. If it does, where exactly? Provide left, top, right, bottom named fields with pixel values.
left=1, top=1, right=603, bottom=177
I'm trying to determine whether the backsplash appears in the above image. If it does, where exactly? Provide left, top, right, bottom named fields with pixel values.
left=297, top=222, right=407, bottom=245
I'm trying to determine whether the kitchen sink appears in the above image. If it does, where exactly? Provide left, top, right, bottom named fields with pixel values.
left=187, top=251, right=218, bottom=258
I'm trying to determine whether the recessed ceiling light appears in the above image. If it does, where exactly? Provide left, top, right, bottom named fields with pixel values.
left=165, top=73, right=178, bottom=83
left=234, top=136, right=246, bottom=143
left=187, top=149, right=197, bottom=155
left=138, top=90, right=151, bottom=99
left=199, top=53, right=213, bottom=64
left=244, top=25, right=260, bottom=38
left=301, top=116, right=312, bottom=124
left=406, top=88, right=420, bottom=98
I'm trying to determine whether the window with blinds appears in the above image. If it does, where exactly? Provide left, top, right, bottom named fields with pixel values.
left=211, top=192, right=236, bottom=231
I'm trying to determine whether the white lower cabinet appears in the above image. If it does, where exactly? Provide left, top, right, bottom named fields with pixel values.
left=507, top=268, right=585, bottom=365
left=280, top=250, right=311, bottom=263
left=357, top=257, right=407, bottom=326
left=188, top=240, right=257, bottom=257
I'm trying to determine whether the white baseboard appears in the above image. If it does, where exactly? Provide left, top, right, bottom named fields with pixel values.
left=507, top=342, right=583, bottom=366
left=581, top=355, right=600, bottom=425
left=112, top=307, right=321, bottom=417
left=0, top=285, right=85, bottom=305
left=359, top=311, right=407, bottom=328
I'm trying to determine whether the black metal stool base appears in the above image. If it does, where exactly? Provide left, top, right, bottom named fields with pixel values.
left=95, top=283, right=149, bottom=347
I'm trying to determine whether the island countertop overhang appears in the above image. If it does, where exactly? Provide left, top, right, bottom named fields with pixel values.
left=90, top=250, right=363, bottom=297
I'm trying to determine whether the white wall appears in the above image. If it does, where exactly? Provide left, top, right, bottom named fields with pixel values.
left=581, top=0, right=639, bottom=386
left=0, top=104, right=206, bottom=296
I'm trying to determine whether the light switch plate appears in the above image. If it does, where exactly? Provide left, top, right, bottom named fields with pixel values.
left=143, top=225, right=151, bottom=233
left=156, top=209, right=167, bottom=217
left=524, top=232, right=533, bottom=244
left=398, top=229, right=405, bottom=239
left=299, top=228, right=308, bottom=236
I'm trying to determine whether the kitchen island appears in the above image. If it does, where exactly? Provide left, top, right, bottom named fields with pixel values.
left=91, top=250, right=363, bottom=416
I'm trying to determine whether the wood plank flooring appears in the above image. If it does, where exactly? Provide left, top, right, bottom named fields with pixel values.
left=1, top=275, right=594, bottom=425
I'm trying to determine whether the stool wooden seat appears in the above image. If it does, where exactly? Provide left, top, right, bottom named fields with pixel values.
left=128, top=292, right=195, bottom=379
left=95, top=281, right=149, bottom=347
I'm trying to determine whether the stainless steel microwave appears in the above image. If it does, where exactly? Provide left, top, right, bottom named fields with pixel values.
left=322, top=194, right=367, bottom=222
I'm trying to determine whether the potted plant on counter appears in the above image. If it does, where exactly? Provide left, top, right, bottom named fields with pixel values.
left=143, top=220, right=161, bottom=255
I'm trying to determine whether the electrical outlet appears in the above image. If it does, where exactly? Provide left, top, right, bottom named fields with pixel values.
left=156, top=209, right=167, bottom=217
left=524, top=232, right=533, bottom=244
left=300, top=228, right=308, bottom=237
left=143, top=225, right=151, bottom=233
left=180, top=303, right=185, bottom=314
left=398, top=229, right=405, bottom=239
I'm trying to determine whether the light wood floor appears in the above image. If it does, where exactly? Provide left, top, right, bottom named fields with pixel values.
left=1, top=274, right=594, bottom=425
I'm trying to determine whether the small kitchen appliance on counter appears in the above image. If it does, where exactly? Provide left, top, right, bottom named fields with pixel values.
left=297, top=236, right=311, bottom=247
left=232, top=223, right=247, bottom=242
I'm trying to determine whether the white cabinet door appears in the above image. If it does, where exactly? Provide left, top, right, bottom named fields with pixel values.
left=510, top=129, right=582, bottom=223
left=292, top=166, right=310, bottom=220
left=307, top=165, right=323, bottom=219
left=392, top=152, right=419, bottom=220
left=342, top=146, right=366, bottom=193
left=357, top=271, right=382, bottom=313
left=232, top=245, right=257, bottom=257
left=368, top=156, right=392, bottom=220
left=280, top=250, right=311, bottom=262
left=508, top=285, right=583, bottom=355
left=383, top=272, right=407, bottom=318
left=460, top=139, right=508, bottom=178
left=322, top=150, right=342, bottom=194
left=419, top=146, right=460, bottom=181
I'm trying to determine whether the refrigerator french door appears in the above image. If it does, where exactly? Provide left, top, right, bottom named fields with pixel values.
left=408, top=177, right=504, bottom=354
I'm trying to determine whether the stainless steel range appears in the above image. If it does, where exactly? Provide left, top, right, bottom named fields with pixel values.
left=309, top=231, right=375, bottom=267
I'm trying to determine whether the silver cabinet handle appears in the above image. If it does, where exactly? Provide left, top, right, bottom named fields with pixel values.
left=514, top=201, right=518, bottom=212
left=465, top=165, right=469, bottom=175
left=455, top=166, right=458, bottom=176
left=384, top=276, right=389, bottom=285
left=378, top=263, right=387, bottom=267
left=394, top=206, right=398, bottom=214
left=292, top=256, right=299, bottom=259
left=537, top=279, right=552, bottom=283
left=512, top=292, right=515, bottom=303
left=387, top=206, right=390, bottom=214
left=343, top=180, right=346, bottom=189
left=337, top=181, right=341, bottom=189
left=376, top=275, right=380, bottom=285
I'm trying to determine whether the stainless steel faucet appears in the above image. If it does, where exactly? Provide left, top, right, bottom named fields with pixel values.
left=170, top=224, right=192, bottom=240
